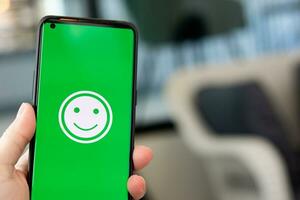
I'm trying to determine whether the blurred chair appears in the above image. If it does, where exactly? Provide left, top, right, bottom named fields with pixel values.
left=165, top=51, right=300, bottom=200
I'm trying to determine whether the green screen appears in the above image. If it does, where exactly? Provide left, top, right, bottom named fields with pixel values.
left=31, top=20, right=135, bottom=200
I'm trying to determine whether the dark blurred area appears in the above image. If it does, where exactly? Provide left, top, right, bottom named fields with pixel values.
left=2, top=0, right=300, bottom=200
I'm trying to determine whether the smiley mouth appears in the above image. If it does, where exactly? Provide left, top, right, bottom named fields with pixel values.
left=74, top=123, right=98, bottom=131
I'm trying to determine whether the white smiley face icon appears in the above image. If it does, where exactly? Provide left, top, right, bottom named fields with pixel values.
left=58, top=91, right=113, bottom=144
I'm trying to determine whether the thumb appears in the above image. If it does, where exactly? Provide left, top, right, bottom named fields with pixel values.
left=0, top=103, right=36, bottom=165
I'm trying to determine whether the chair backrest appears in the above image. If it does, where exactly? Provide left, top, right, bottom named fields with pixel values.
left=166, top=51, right=300, bottom=151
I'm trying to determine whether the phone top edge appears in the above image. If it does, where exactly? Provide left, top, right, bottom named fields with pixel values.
left=39, top=15, right=138, bottom=36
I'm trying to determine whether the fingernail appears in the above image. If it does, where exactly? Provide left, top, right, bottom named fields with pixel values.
left=17, top=103, right=26, bottom=119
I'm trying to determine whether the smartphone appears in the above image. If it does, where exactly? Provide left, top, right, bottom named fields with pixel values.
left=29, top=16, right=137, bottom=200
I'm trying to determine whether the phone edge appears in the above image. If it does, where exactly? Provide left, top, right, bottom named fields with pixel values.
left=28, top=15, right=138, bottom=200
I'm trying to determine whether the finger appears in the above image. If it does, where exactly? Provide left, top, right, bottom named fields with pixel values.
left=0, top=103, right=35, bottom=165
left=133, top=145, right=153, bottom=171
left=128, top=175, right=146, bottom=200
left=15, top=150, right=29, bottom=175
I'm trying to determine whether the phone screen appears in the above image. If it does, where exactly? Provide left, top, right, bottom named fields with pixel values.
left=31, top=18, right=136, bottom=200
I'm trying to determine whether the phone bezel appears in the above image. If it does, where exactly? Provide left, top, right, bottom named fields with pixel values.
left=28, top=16, right=138, bottom=200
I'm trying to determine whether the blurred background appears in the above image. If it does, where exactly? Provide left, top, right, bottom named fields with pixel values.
left=2, top=0, right=300, bottom=199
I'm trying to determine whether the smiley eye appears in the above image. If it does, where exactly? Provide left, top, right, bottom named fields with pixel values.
left=74, top=107, right=80, bottom=113
left=93, top=108, right=99, bottom=114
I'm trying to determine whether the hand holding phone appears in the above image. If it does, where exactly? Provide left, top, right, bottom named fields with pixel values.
left=25, top=16, right=144, bottom=200
left=0, top=104, right=152, bottom=200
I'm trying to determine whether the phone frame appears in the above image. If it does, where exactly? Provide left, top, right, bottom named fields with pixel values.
left=28, top=16, right=138, bottom=200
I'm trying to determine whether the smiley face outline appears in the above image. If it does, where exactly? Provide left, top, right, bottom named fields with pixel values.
left=58, top=91, right=113, bottom=144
